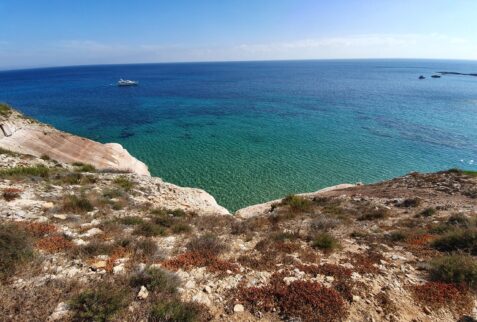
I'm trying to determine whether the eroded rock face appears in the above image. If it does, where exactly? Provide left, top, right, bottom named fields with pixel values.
left=0, top=109, right=149, bottom=176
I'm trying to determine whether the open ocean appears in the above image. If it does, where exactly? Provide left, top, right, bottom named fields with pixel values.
left=1, top=59, right=477, bottom=211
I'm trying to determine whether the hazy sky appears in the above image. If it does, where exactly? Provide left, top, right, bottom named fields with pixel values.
left=1, top=0, right=477, bottom=69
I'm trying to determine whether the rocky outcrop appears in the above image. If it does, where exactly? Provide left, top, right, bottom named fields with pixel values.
left=235, top=183, right=356, bottom=218
left=0, top=107, right=149, bottom=176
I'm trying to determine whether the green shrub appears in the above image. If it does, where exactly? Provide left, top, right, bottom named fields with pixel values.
left=57, top=173, right=96, bottom=185
left=387, top=231, right=407, bottom=242
left=102, top=188, right=125, bottom=199
left=133, top=222, right=166, bottom=237
left=113, top=176, right=134, bottom=191
left=429, top=255, right=477, bottom=289
left=119, top=216, right=144, bottom=225
left=419, top=207, right=436, bottom=217
left=186, top=234, right=226, bottom=256
left=130, top=267, right=179, bottom=293
left=62, top=194, right=94, bottom=213
left=149, top=300, right=202, bottom=322
left=282, top=195, right=313, bottom=212
left=73, top=162, right=96, bottom=173
left=0, top=147, right=18, bottom=156
left=0, top=165, right=49, bottom=178
left=150, top=208, right=187, bottom=218
left=69, top=286, right=126, bottom=322
left=134, top=239, right=158, bottom=257
left=312, top=233, right=340, bottom=252
left=432, top=229, right=477, bottom=254
left=0, top=224, right=33, bottom=280
left=0, top=103, right=12, bottom=117
left=396, top=198, right=421, bottom=208
left=357, top=207, right=388, bottom=221
left=447, top=213, right=471, bottom=228
left=40, top=154, right=50, bottom=161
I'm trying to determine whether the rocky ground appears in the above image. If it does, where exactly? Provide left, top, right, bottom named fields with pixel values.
left=1, top=147, right=477, bottom=322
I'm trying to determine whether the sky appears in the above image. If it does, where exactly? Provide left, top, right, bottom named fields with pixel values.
left=1, top=0, right=477, bottom=69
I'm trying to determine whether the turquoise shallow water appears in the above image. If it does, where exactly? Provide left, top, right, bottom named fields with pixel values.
left=1, top=60, right=477, bottom=211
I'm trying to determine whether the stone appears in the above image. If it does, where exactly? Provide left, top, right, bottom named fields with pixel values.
left=72, top=239, right=87, bottom=246
left=113, top=264, right=126, bottom=275
left=185, top=280, right=196, bottom=289
left=43, top=202, right=55, bottom=209
left=137, top=286, right=149, bottom=300
left=48, top=302, right=69, bottom=321
left=90, top=260, right=107, bottom=270
left=233, top=304, right=245, bottom=313
left=204, top=285, right=212, bottom=294
left=81, top=227, right=103, bottom=237
left=52, top=214, right=67, bottom=220
left=192, top=292, right=211, bottom=306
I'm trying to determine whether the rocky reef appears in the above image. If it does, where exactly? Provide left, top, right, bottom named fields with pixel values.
left=1, top=104, right=477, bottom=322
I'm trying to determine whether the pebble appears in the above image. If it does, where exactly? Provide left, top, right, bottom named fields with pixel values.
left=233, top=304, right=245, bottom=313
left=137, top=286, right=149, bottom=300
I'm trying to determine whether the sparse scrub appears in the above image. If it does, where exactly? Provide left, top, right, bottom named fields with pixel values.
left=235, top=273, right=346, bottom=322
left=149, top=300, right=204, bottom=322
left=310, top=215, right=341, bottom=232
left=73, top=162, right=96, bottom=173
left=447, top=213, right=471, bottom=228
left=429, top=255, right=477, bottom=289
left=119, top=216, right=144, bottom=225
left=312, top=233, right=340, bottom=252
left=357, top=207, right=388, bottom=221
left=418, top=207, right=436, bottom=217
left=36, top=235, right=74, bottom=253
left=413, top=282, right=473, bottom=313
left=396, top=197, right=421, bottom=208
left=69, top=284, right=127, bottom=322
left=0, top=224, right=33, bottom=280
left=0, top=147, right=18, bottom=156
left=2, top=187, right=22, bottom=201
left=0, top=103, right=12, bottom=116
left=186, top=233, right=227, bottom=256
left=133, top=221, right=166, bottom=237
left=113, top=176, right=134, bottom=191
left=16, top=222, right=57, bottom=237
left=0, top=165, right=49, bottom=178
left=62, top=194, right=94, bottom=213
left=282, top=194, right=313, bottom=212
left=431, top=229, right=477, bottom=254
left=130, top=267, right=179, bottom=293
left=40, top=154, right=50, bottom=161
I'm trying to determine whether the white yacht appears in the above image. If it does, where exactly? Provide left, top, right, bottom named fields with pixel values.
left=117, top=78, right=138, bottom=86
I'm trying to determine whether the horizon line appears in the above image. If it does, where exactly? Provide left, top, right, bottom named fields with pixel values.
left=2, top=57, right=477, bottom=73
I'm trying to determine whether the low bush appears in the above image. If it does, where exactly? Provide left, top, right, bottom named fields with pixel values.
left=149, top=300, right=204, bottom=322
left=396, top=198, right=421, bottom=208
left=0, top=224, right=33, bottom=280
left=56, top=173, right=96, bottom=185
left=162, top=251, right=239, bottom=274
left=431, top=229, right=477, bottom=254
left=0, top=147, right=18, bottom=156
left=310, top=215, right=341, bottom=232
left=69, top=285, right=127, bottom=321
left=133, top=222, right=166, bottom=237
left=236, top=273, right=346, bottom=322
left=429, top=255, right=477, bottom=289
left=186, top=234, right=227, bottom=256
left=2, top=187, right=22, bottom=201
left=447, top=213, right=471, bottom=228
left=312, top=233, right=340, bottom=252
left=130, top=267, right=179, bottom=293
left=418, top=207, right=436, bottom=217
left=0, top=165, right=49, bottom=178
left=387, top=231, right=407, bottom=242
left=133, top=239, right=158, bottom=258
left=113, top=176, right=134, bottom=191
left=0, top=103, right=12, bottom=116
left=119, top=216, right=144, bottom=225
left=16, top=222, right=57, bottom=237
left=357, top=207, right=388, bottom=221
left=62, top=194, right=94, bottom=213
left=73, top=162, right=96, bottom=173
left=36, top=235, right=74, bottom=253
left=40, top=154, right=50, bottom=161
left=282, top=194, right=313, bottom=212
left=412, top=282, right=473, bottom=313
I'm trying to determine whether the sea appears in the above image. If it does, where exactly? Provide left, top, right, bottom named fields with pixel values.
left=1, top=59, right=476, bottom=211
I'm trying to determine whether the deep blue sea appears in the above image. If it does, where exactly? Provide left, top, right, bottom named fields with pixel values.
left=1, top=60, right=477, bottom=211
